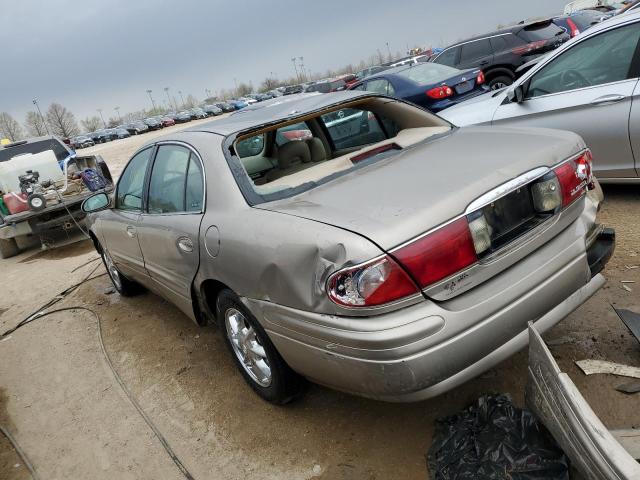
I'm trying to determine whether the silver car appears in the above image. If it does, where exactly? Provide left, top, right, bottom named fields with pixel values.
left=82, top=91, right=614, bottom=404
left=440, top=11, right=640, bottom=183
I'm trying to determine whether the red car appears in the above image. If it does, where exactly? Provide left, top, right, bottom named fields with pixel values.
left=160, top=116, right=176, bottom=127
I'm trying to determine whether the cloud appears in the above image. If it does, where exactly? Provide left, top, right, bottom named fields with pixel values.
left=0, top=0, right=567, bottom=122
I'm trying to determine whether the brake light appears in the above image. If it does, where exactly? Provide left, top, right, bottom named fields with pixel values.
left=426, top=85, right=454, bottom=99
left=476, top=71, right=485, bottom=85
left=327, top=256, right=418, bottom=307
left=512, top=40, right=547, bottom=55
left=392, top=218, right=478, bottom=289
left=553, top=150, right=593, bottom=207
left=566, top=18, right=580, bottom=37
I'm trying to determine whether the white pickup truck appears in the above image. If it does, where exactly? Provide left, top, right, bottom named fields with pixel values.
left=0, top=136, right=113, bottom=259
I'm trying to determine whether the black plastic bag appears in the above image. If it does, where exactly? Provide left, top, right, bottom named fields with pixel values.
left=427, top=394, right=569, bottom=479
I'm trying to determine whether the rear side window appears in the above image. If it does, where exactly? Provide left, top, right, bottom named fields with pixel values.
left=116, top=148, right=153, bottom=211
left=434, top=47, right=459, bottom=67
left=460, top=39, right=491, bottom=63
left=490, top=35, right=509, bottom=53
left=185, top=155, right=204, bottom=212
left=397, top=63, right=461, bottom=84
left=518, top=22, right=565, bottom=42
left=320, top=108, right=386, bottom=150
left=364, top=79, right=395, bottom=95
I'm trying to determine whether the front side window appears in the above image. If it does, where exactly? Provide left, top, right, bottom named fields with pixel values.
left=116, top=148, right=153, bottom=211
left=527, top=23, right=640, bottom=98
left=147, top=145, right=200, bottom=214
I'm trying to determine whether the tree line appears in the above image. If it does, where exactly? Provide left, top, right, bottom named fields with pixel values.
left=0, top=46, right=415, bottom=143
left=0, top=103, right=81, bottom=142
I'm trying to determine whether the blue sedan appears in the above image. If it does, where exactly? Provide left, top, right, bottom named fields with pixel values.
left=348, top=63, right=489, bottom=112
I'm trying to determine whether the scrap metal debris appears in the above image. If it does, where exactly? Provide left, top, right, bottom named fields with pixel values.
left=576, top=360, right=640, bottom=379
left=615, top=381, right=640, bottom=395
left=427, top=394, right=568, bottom=480
left=613, top=308, right=640, bottom=344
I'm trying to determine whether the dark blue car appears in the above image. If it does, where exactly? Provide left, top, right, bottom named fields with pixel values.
left=348, top=63, right=489, bottom=112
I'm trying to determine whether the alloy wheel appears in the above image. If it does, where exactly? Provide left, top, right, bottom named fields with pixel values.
left=224, top=308, right=272, bottom=387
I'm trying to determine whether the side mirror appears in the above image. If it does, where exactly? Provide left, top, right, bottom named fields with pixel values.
left=82, top=192, right=110, bottom=213
left=507, top=84, right=526, bottom=104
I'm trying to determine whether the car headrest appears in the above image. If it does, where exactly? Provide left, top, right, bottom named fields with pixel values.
left=306, top=137, right=326, bottom=162
left=277, top=141, right=311, bottom=169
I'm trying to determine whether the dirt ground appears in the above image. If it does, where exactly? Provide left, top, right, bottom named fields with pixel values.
left=0, top=118, right=638, bottom=479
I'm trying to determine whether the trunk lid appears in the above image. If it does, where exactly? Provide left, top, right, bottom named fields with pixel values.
left=258, top=126, right=584, bottom=251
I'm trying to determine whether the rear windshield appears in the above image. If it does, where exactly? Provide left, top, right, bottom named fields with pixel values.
left=397, top=63, right=461, bottom=84
left=0, top=139, right=71, bottom=163
left=229, top=106, right=405, bottom=204
left=519, top=22, right=565, bottom=42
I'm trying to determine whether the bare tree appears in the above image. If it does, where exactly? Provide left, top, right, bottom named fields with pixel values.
left=184, top=94, right=199, bottom=109
left=235, top=82, right=252, bottom=97
left=24, top=111, right=48, bottom=137
left=46, top=103, right=80, bottom=138
left=80, top=116, right=102, bottom=133
left=0, top=112, right=24, bottom=142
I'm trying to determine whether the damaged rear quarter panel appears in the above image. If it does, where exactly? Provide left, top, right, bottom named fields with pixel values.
left=197, top=206, right=385, bottom=314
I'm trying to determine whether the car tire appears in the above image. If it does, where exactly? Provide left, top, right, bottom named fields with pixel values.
left=488, top=75, right=513, bottom=90
left=99, top=244, right=143, bottom=296
left=0, top=238, right=20, bottom=259
left=217, top=289, right=304, bottom=404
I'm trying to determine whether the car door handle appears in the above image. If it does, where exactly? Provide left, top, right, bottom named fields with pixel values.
left=126, top=225, right=137, bottom=238
left=590, top=94, right=626, bottom=105
left=177, top=237, right=194, bottom=253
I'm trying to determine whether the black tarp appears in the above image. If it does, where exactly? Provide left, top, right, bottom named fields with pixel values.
left=427, top=394, right=569, bottom=479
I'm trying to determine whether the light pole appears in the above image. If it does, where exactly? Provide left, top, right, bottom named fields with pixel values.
left=291, top=57, right=299, bottom=82
left=146, top=89, right=157, bottom=111
left=178, top=90, right=185, bottom=108
left=97, top=109, right=106, bottom=128
left=164, top=87, right=173, bottom=111
left=32, top=98, right=50, bottom=135
left=114, top=106, right=121, bottom=122
left=386, top=42, right=392, bottom=60
left=298, top=56, right=305, bottom=82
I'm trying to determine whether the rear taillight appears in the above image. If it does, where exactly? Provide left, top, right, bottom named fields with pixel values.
left=327, top=256, right=418, bottom=307
left=476, top=71, right=485, bottom=85
left=553, top=150, right=593, bottom=207
left=426, top=85, right=453, bottom=99
left=392, top=218, right=478, bottom=289
left=512, top=40, right=547, bottom=55
left=566, top=18, right=580, bottom=37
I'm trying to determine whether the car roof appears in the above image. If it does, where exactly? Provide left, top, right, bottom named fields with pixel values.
left=184, top=90, right=373, bottom=136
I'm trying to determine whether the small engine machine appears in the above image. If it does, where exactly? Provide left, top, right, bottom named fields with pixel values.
left=18, top=170, right=52, bottom=212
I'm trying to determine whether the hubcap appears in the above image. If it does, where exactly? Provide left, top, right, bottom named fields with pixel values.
left=103, top=250, right=122, bottom=290
left=224, top=308, right=272, bottom=387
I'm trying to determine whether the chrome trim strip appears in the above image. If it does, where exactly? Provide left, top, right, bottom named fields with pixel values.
left=465, top=166, right=550, bottom=214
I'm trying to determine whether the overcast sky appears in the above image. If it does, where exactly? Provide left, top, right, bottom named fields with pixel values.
left=1, top=0, right=568, bottom=123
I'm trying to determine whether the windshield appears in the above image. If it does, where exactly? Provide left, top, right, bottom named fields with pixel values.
left=520, top=22, right=565, bottom=41
left=396, top=63, right=461, bottom=84
left=0, top=138, right=71, bottom=163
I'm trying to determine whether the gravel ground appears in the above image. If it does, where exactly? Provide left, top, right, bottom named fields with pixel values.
left=0, top=119, right=638, bottom=479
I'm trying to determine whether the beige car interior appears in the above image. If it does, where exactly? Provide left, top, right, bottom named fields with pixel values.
left=236, top=97, right=451, bottom=193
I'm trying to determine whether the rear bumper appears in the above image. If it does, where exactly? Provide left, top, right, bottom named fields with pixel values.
left=526, top=323, right=640, bottom=479
left=245, top=199, right=612, bottom=401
